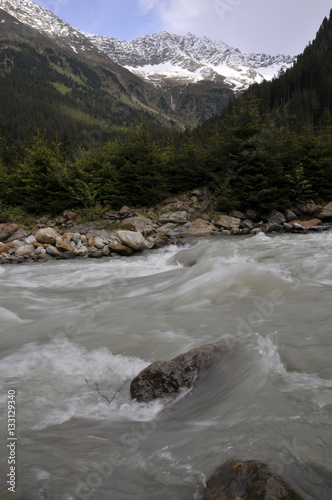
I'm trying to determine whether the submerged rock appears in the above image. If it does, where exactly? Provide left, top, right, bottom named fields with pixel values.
left=202, top=459, right=304, bottom=500
left=130, top=342, right=230, bottom=403
left=168, top=248, right=199, bottom=267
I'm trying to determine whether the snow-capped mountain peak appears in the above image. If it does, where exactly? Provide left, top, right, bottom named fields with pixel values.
left=1, top=0, right=74, bottom=37
left=84, top=30, right=295, bottom=91
left=0, top=0, right=98, bottom=54
left=0, top=0, right=295, bottom=91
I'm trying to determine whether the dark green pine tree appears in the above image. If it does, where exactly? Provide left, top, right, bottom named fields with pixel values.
left=111, top=117, right=168, bottom=207
left=15, top=131, right=71, bottom=213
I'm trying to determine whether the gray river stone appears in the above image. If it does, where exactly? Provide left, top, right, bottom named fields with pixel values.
left=158, top=211, right=188, bottom=224
left=117, top=230, right=148, bottom=251
left=0, top=223, right=18, bottom=242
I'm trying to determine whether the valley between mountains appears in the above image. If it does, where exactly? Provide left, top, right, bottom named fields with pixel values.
left=0, top=0, right=295, bottom=129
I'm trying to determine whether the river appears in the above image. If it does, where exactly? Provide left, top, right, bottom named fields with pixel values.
left=0, top=232, right=331, bottom=499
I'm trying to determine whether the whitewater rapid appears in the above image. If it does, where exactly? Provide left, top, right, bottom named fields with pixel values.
left=0, top=233, right=331, bottom=499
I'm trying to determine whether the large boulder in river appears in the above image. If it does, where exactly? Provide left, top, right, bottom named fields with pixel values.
left=130, top=342, right=230, bottom=403
left=202, top=459, right=304, bottom=500
left=35, top=227, right=60, bottom=245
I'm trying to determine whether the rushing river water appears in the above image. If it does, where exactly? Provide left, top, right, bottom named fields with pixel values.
left=0, top=232, right=332, bottom=500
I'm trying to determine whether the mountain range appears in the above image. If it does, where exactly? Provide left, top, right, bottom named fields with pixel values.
left=0, top=0, right=296, bottom=137
left=86, top=31, right=294, bottom=92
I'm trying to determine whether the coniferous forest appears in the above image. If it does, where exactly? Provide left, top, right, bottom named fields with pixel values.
left=1, top=10, right=332, bottom=217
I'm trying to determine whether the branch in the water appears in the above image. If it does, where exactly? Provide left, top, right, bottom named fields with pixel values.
left=85, top=378, right=126, bottom=404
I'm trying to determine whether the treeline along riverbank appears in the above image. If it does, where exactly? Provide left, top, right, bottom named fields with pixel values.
left=1, top=102, right=332, bottom=219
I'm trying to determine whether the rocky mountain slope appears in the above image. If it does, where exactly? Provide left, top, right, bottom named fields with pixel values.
left=87, top=30, right=295, bottom=92
left=0, top=0, right=295, bottom=127
left=0, top=5, right=187, bottom=141
left=0, top=0, right=295, bottom=91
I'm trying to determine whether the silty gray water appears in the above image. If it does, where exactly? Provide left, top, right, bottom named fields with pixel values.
left=0, top=232, right=331, bottom=499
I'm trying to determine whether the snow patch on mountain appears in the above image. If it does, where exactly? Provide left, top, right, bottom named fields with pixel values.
left=0, top=0, right=98, bottom=51
left=85, top=31, right=295, bottom=91
left=0, top=0, right=296, bottom=91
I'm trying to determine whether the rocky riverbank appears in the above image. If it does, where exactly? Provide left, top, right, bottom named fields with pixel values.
left=1, top=193, right=332, bottom=264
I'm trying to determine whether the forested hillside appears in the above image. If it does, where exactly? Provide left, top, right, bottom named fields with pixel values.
left=0, top=8, right=183, bottom=144
left=0, top=7, right=235, bottom=141
left=193, top=8, right=332, bottom=212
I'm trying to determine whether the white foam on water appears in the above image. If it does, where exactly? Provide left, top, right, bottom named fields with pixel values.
left=0, top=245, right=184, bottom=292
left=155, top=329, right=193, bottom=342
left=255, top=333, right=332, bottom=394
left=145, top=251, right=293, bottom=311
left=0, top=233, right=331, bottom=498
left=0, top=306, right=31, bottom=323
left=33, top=468, right=51, bottom=481
left=0, top=338, right=165, bottom=429
left=146, top=446, right=206, bottom=488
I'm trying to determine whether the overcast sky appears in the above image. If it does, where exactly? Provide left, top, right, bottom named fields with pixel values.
left=34, top=0, right=331, bottom=55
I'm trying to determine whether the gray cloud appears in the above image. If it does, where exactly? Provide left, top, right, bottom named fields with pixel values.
left=138, top=0, right=332, bottom=55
